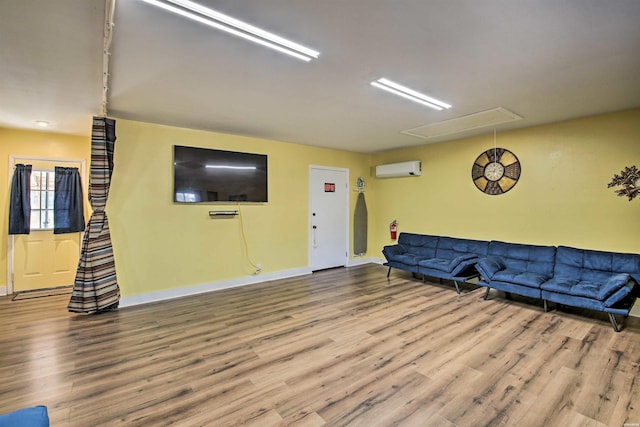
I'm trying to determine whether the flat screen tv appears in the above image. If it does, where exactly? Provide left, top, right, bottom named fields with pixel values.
left=173, top=145, right=268, bottom=203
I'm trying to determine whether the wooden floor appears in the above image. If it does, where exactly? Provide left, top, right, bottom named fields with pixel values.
left=1, top=264, right=639, bottom=427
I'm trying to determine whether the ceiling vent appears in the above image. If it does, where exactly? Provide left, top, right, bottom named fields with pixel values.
left=401, top=107, right=523, bottom=140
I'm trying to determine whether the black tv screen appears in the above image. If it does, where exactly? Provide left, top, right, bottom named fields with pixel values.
left=173, top=145, right=268, bottom=203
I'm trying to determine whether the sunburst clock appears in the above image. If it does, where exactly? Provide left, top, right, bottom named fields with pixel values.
left=472, top=148, right=521, bottom=195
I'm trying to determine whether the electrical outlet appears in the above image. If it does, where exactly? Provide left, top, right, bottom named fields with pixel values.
left=255, top=263, right=262, bottom=274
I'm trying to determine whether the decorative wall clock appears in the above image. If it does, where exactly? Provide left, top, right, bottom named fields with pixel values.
left=472, top=148, right=521, bottom=195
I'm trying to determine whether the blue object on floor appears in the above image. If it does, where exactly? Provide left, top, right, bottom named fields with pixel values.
left=0, top=406, right=49, bottom=427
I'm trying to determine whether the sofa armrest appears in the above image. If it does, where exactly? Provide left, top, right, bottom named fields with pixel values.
left=382, top=244, right=406, bottom=260
left=450, top=255, right=479, bottom=277
left=599, top=273, right=636, bottom=301
left=475, top=256, right=506, bottom=280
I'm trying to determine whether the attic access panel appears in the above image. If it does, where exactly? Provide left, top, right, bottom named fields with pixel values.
left=402, top=108, right=523, bottom=140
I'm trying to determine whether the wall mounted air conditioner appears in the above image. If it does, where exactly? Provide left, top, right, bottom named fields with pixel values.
left=375, top=161, right=422, bottom=178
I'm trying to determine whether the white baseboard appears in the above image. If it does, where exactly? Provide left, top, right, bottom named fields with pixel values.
left=347, top=257, right=379, bottom=267
left=120, top=266, right=312, bottom=308
left=120, top=260, right=389, bottom=309
left=0, top=286, right=6, bottom=297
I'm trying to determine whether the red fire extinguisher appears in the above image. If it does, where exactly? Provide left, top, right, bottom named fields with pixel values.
left=390, top=220, right=398, bottom=240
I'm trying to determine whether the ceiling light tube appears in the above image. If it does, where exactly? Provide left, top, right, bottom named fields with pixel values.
left=371, top=78, right=452, bottom=110
left=165, top=0, right=320, bottom=59
left=139, top=0, right=319, bottom=61
left=371, top=81, right=444, bottom=111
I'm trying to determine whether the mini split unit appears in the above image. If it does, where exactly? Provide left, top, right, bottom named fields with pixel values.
left=375, top=161, right=422, bottom=178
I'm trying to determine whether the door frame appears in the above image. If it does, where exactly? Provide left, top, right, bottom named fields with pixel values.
left=308, top=165, right=350, bottom=271
left=5, top=155, right=87, bottom=296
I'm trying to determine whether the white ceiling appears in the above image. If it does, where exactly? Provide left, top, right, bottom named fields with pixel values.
left=2, top=0, right=640, bottom=152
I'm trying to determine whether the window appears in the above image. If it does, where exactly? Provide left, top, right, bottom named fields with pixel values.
left=30, top=170, right=55, bottom=230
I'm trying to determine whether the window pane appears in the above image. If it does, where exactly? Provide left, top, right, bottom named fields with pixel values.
left=30, top=172, right=42, bottom=190
left=43, top=210, right=54, bottom=229
left=41, top=191, right=48, bottom=209
left=48, top=171, right=55, bottom=190
left=30, top=211, right=41, bottom=230
left=46, top=191, right=54, bottom=210
left=31, top=190, right=41, bottom=209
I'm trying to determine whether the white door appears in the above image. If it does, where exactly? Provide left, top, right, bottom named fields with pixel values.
left=309, top=166, right=348, bottom=271
left=8, top=157, right=86, bottom=294
left=14, top=231, right=81, bottom=292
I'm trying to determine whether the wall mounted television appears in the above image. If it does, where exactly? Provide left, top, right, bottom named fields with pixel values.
left=173, top=145, right=268, bottom=203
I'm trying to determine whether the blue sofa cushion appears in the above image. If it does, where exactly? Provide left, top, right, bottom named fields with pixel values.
left=392, top=253, right=424, bottom=266
left=476, top=256, right=505, bottom=279
left=542, top=278, right=600, bottom=299
left=0, top=406, right=49, bottom=427
left=487, top=241, right=557, bottom=277
left=554, top=246, right=640, bottom=284
left=397, top=233, right=439, bottom=258
left=434, top=237, right=489, bottom=260
left=541, top=274, right=636, bottom=301
left=418, top=253, right=476, bottom=273
left=493, top=270, right=549, bottom=288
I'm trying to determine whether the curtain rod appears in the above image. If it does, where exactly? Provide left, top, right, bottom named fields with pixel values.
left=101, top=0, right=117, bottom=117
left=11, top=155, right=87, bottom=164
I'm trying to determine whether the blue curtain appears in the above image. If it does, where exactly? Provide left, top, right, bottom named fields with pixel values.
left=8, top=164, right=32, bottom=235
left=54, top=167, right=85, bottom=234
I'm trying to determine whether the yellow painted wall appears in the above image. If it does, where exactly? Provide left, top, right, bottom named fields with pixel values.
left=370, top=108, right=640, bottom=254
left=0, top=127, right=90, bottom=289
left=3, top=109, right=639, bottom=298
left=109, top=119, right=373, bottom=297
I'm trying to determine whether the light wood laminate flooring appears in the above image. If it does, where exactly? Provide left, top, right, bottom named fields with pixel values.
left=1, top=264, right=639, bottom=426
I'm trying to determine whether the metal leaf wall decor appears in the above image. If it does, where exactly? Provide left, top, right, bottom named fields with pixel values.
left=607, top=165, right=640, bottom=201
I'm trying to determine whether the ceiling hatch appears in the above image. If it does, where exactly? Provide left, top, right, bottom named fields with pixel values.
left=401, top=107, right=523, bottom=140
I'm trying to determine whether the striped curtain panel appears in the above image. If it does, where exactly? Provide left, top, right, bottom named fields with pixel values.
left=68, top=117, right=120, bottom=314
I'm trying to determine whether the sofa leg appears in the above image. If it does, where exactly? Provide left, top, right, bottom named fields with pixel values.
left=453, top=281, right=461, bottom=294
left=483, top=287, right=491, bottom=300
left=386, top=266, right=392, bottom=278
left=608, top=313, right=621, bottom=333
left=543, top=300, right=548, bottom=313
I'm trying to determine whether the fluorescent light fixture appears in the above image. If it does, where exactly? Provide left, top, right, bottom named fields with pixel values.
left=138, top=0, right=320, bottom=61
left=206, top=165, right=257, bottom=170
left=371, top=78, right=451, bottom=111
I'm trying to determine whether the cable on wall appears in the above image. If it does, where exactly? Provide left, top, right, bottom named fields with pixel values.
left=237, top=204, right=260, bottom=273
left=101, top=0, right=117, bottom=117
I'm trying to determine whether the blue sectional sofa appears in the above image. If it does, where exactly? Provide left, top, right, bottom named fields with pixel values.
left=477, top=242, right=640, bottom=332
left=383, top=233, right=640, bottom=331
left=382, top=233, right=489, bottom=293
